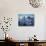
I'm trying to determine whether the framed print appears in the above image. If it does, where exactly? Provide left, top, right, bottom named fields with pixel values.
left=18, top=14, right=34, bottom=26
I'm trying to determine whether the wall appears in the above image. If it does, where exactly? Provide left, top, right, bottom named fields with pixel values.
left=0, top=0, right=46, bottom=40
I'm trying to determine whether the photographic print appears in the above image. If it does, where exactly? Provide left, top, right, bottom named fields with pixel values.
left=18, top=14, right=34, bottom=26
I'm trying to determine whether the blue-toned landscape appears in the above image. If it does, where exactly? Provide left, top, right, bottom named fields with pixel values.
left=18, top=14, right=34, bottom=26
